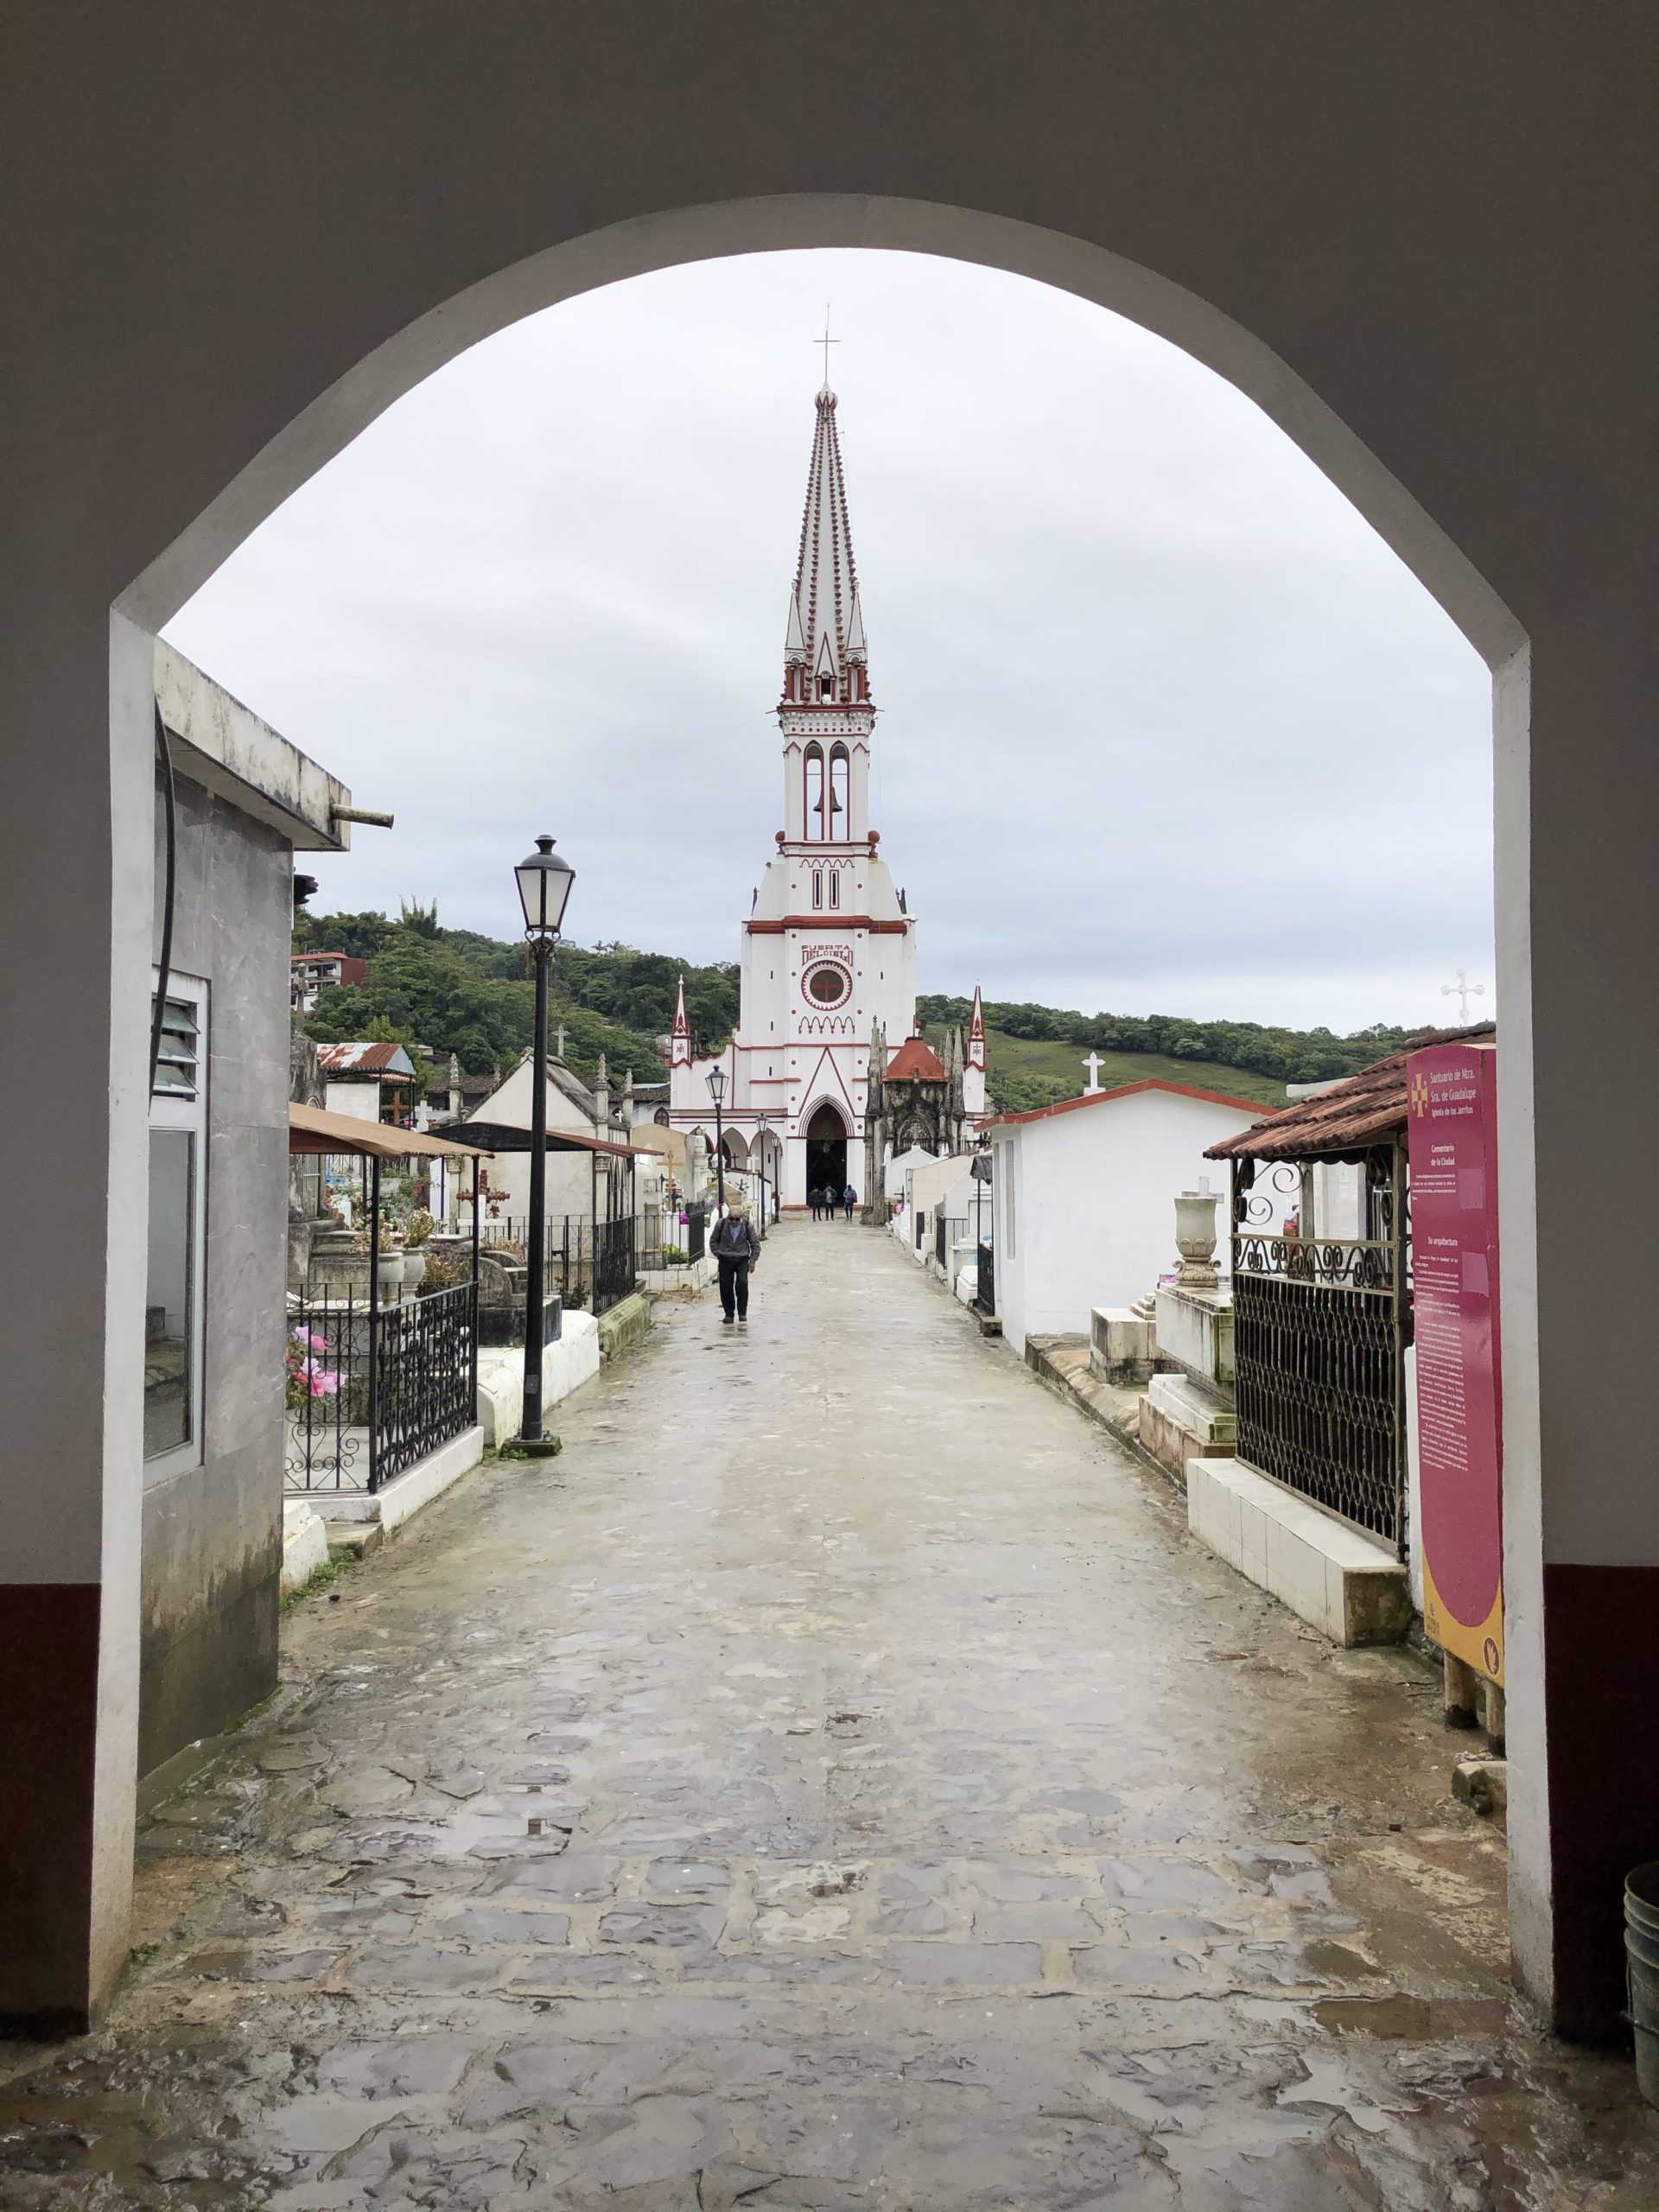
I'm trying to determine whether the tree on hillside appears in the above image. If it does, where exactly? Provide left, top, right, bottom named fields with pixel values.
left=292, top=909, right=398, bottom=961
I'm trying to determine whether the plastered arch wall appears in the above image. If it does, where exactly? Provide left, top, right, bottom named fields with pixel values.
left=118, top=194, right=1523, bottom=667
left=112, top=197, right=1544, bottom=2030
left=108, top=200, right=1543, bottom=2026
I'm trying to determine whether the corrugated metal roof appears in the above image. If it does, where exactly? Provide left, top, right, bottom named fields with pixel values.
left=1204, top=1023, right=1497, bottom=1161
left=315, top=1040, right=415, bottom=1077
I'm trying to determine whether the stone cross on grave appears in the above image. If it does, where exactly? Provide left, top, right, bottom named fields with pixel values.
left=1440, top=968, right=1486, bottom=1023
left=1083, top=1052, right=1103, bottom=1095
left=554, top=1023, right=566, bottom=1058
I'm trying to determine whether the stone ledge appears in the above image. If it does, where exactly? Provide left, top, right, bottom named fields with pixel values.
left=476, top=1314, right=601, bottom=1446
left=280, top=1497, right=330, bottom=1594
left=598, top=1291, right=652, bottom=1363
left=1186, top=1457, right=1410, bottom=1648
left=1138, top=1370, right=1236, bottom=1483
left=322, top=1424, right=486, bottom=1535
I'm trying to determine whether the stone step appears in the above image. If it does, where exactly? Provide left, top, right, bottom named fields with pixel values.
left=1185, top=1457, right=1410, bottom=1648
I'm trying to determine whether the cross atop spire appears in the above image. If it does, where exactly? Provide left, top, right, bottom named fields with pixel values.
left=815, top=305, right=839, bottom=393
left=784, top=379, right=868, bottom=703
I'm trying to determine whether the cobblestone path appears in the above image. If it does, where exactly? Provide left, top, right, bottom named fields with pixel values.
left=3, top=1221, right=1656, bottom=2207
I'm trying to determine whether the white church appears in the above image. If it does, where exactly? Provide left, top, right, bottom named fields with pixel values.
left=668, top=378, right=987, bottom=1209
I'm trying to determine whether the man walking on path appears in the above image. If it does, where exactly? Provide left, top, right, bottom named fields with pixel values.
left=709, top=1198, right=760, bottom=1325
left=842, top=1183, right=857, bottom=1219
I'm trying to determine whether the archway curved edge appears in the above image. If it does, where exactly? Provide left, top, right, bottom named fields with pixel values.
left=119, top=193, right=1524, bottom=671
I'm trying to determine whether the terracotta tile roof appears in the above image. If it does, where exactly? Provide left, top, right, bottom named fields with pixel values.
left=886, top=1034, right=946, bottom=1082
left=1204, top=1022, right=1496, bottom=1161
left=987, top=1077, right=1266, bottom=1130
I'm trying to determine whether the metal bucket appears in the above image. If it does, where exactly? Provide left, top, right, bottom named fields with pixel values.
left=1625, top=1861, right=1659, bottom=2107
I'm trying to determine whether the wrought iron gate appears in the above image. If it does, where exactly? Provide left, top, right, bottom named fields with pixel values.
left=1230, top=1147, right=1407, bottom=1549
left=593, top=1214, right=637, bottom=1315
left=373, top=1281, right=480, bottom=1485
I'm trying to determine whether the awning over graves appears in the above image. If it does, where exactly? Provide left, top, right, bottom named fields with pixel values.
left=1204, top=1021, right=1496, bottom=1165
left=287, top=1102, right=496, bottom=1160
left=449, top=1119, right=659, bottom=1161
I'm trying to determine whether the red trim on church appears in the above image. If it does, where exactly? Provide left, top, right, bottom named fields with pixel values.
left=747, top=915, right=908, bottom=934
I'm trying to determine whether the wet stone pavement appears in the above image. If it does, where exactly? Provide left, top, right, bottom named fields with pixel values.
left=5, top=1223, right=1658, bottom=2209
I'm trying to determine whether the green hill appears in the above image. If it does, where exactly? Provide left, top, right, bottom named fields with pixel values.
left=294, top=905, right=1392, bottom=1119
left=975, top=1030, right=1286, bottom=1116
left=294, top=905, right=738, bottom=1086
left=918, top=990, right=1408, bottom=1116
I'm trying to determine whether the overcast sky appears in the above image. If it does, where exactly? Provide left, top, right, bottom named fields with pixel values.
left=164, top=248, right=1493, bottom=1034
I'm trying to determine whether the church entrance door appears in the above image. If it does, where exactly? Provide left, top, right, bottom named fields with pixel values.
left=804, top=1102, right=849, bottom=1201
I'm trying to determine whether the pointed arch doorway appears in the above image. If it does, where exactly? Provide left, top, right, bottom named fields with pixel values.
left=804, top=1101, right=848, bottom=1200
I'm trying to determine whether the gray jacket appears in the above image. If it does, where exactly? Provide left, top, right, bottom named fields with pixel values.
left=710, top=1214, right=761, bottom=1263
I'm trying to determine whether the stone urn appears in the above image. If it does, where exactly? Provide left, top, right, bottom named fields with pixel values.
left=403, top=1248, right=429, bottom=1290
left=1173, top=1189, right=1221, bottom=1290
left=376, top=1243, right=405, bottom=1299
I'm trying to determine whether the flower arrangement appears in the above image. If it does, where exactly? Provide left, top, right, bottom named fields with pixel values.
left=285, top=1326, right=340, bottom=1411
left=404, top=1209, right=435, bottom=1249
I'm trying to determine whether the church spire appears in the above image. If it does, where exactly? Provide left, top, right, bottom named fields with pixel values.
left=671, top=975, right=690, bottom=1068
left=967, top=984, right=987, bottom=1071
left=785, top=385, right=868, bottom=706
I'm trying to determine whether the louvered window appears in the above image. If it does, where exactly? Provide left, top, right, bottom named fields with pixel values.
left=150, top=992, right=200, bottom=1098
left=147, top=973, right=207, bottom=1474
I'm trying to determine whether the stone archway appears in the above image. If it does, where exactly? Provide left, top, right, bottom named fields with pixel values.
left=804, top=1100, right=849, bottom=1203
left=13, top=11, right=1659, bottom=2038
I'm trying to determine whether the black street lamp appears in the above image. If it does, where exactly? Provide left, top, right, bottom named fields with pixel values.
left=706, top=1063, right=727, bottom=1211
left=755, top=1109, right=770, bottom=1239
left=514, top=834, right=575, bottom=1442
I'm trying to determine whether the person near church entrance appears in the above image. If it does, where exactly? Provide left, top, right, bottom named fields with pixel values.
left=842, top=1184, right=857, bottom=1219
left=810, top=1185, right=824, bottom=1222
left=710, top=1198, right=760, bottom=1325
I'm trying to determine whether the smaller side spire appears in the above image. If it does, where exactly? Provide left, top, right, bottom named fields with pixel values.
left=967, top=984, right=987, bottom=1071
left=671, top=976, right=690, bottom=1068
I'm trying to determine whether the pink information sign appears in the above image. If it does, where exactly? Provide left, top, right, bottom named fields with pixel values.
left=1407, top=1042, right=1503, bottom=1684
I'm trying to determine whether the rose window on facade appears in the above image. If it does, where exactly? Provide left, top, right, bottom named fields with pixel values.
left=804, top=963, right=852, bottom=1010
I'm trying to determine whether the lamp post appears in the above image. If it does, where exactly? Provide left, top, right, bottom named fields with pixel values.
left=706, top=1064, right=727, bottom=1211
left=514, top=834, right=575, bottom=1442
left=754, top=1109, right=770, bottom=1238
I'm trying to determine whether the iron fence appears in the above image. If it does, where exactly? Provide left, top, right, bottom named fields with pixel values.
left=285, top=1279, right=478, bottom=1495
left=976, top=1238, right=995, bottom=1316
left=593, top=1215, right=637, bottom=1314
left=637, top=1205, right=708, bottom=1270
left=284, top=1294, right=369, bottom=1491
left=373, top=1281, right=480, bottom=1484
left=1229, top=1146, right=1407, bottom=1550
left=480, top=1215, right=600, bottom=1308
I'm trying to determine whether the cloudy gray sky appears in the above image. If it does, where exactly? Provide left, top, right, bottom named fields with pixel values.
left=164, top=248, right=1493, bottom=1033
